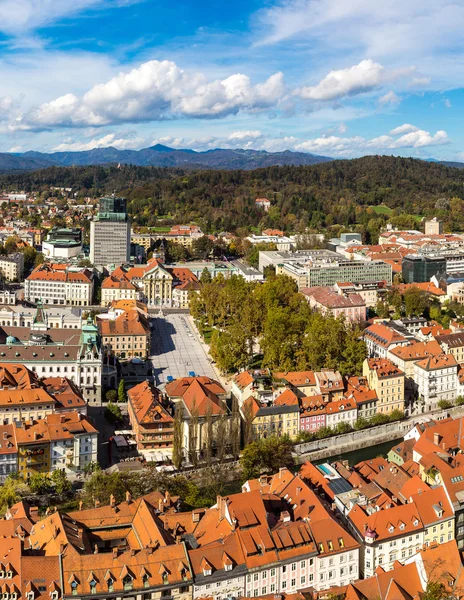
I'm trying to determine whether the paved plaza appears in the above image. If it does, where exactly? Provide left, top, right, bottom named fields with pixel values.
left=149, top=313, right=220, bottom=387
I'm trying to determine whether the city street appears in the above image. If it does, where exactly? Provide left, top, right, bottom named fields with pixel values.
left=149, top=313, right=220, bottom=387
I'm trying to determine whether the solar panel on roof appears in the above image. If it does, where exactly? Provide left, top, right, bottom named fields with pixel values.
left=328, top=477, right=353, bottom=495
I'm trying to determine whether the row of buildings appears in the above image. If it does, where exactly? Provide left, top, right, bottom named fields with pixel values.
left=1, top=414, right=464, bottom=599
left=364, top=318, right=464, bottom=412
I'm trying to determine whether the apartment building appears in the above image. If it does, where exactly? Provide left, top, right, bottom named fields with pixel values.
left=0, top=253, right=24, bottom=281
left=25, top=263, right=94, bottom=306
left=389, top=340, right=442, bottom=399
left=363, top=358, right=405, bottom=414
left=302, top=286, right=367, bottom=322
left=97, top=309, right=150, bottom=359
left=101, top=267, right=140, bottom=305
left=414, top=354, right=458, bottom=411
left=348, top=502, right=425, bottom=578
left=435, top=332, right=464, bottom=364
left=127, top=381, right=174, bottom=457
left=0, top=363, right=86, bottom=424
left=0, top=424, right=17, bottom=481
left=245, top=396, right=301, bottom=440
left=364, top=323, right=409, bottom=358
left=325, top=398, right=358, bottom=429
left=15, top=411, right=97, bottom=479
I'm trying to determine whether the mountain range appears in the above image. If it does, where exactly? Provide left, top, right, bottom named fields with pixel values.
left=0, top=144, right=333, bottom=172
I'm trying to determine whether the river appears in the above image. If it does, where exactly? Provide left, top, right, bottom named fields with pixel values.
left=314, top=437, right=403, bottom=466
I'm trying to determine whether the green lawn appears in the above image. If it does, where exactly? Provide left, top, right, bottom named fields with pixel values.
left=149, top=227, right=171, bottom=232
left=370, top=205, right=393, bottom=215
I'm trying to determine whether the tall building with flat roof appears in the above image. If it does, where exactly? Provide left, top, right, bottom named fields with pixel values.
left=90, top=196, right=130, bottom=266
left=402, top=254, right=446, bottom=283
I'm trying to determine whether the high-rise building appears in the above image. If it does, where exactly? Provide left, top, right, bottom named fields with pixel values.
left=402, top=254, right=446, bottom=283
left=90, top=196, right=130, bottom=266
left=425, top=217, right=444, bottom=236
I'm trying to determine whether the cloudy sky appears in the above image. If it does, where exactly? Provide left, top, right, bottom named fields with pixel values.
left=0, top=0, right=462, bottom=159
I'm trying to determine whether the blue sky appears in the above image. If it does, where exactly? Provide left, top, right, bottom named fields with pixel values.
left=0, top=0, right=463, bottom=159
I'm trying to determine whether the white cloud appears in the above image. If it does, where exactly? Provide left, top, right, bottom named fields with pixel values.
left=0, top=0, right=138, bottom=37
left=379, top=91, right=400, bottom=106
left=392, top=129, right=449, bottom=148
left=443, top=98, right=452, bottom=108
left=293, top=126, right=450, bottom=156
left=389, top=124, right=419, bottom=135
left=18, top=60, right=286, bottom=129
left=253, top=0, right=463, bottom=89
left=52, top=132, right=145, bottom=152
left=408, top=76, right=432, bottom=88
left=298, top=60, right=386, bottom=101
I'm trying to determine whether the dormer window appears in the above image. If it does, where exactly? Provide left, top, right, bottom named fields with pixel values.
left=142, top=574, right=149, bottom=588
left=71, top=581, right=78, bottom=596
left=399, top=523, right=405, bottom=530
left=225, top=563, right=232, bottom=572
left=123, top=575, right=133, bottom=591
left=107, top=578, right=114, bottom=593
left=203, top=568, right=212, bottom=577
left=162, top=572, right=169, bottom=585
left=388, top=525, right=394, bottom=533
left=27, top=593, right=34, bottom=600
left=413, top=519, right=419, bottom=526
left=0, top=571, right=5, bottom=579
left=51, top=593, right=59, bottom=600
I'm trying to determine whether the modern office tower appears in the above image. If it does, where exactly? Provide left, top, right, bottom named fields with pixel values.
left=402, top=254, right=446, bottom=283
left=90, top=196, right=131, bottom=266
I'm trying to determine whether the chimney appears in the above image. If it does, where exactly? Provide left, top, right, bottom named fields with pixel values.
left=164, top=490, right=171, bottom=503
left=110, top=494, right=116, bottom=509
left=130, top=548, right=136, bottom=557
left=78, top=501, right=83, bottom=511
left=112, top=547, right=118, bottom=559
left=218, top=496, right=226, bottom=520
left=434, top=432, right=442, bottom=446
left=94, top=544, right=99, bottom=554
left=158, top=498, right=164, bottom=513
left=125, top=490, right=132, bottom=503
left=95, top=499, right=100, bottom=508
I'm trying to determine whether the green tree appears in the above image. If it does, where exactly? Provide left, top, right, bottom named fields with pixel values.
left=34, top=252, right=45, bottom=267
left=117, top=379, right=126, bottom=403
left=388, top=409, right=404, bottom=421
left=20, top=246, right=38, bottom=270
left=438, top=400, right=453, bottom=410
left=105, top=402, right=123, bottom=424
left=83, top=461, right=101, bottom=477
left=29, top=472, right=52, bottom=494
left=0, top=476, right=29, bottom=515
left=188, top=401, right=199, bottom=468
left=240, top=435, right=294, bottom=480
left=105, top=389, right=118, bottom=403
left=375, top=298, right=390, bottom=318
left=4, top=237, right=18, bottom=254
left=199, top=267, right=212, bottom=284
left=403, top=287, right=430, bottom=317
left=172, top=404, right=184, bottom=471
left=51, top=469, right=72, bottom=494
left=339, top=328, right=367, bottom=376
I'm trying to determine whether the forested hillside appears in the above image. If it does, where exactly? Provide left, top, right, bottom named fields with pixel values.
left=3, top=156, right=464, bottom=240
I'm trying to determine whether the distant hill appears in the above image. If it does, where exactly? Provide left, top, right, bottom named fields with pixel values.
left=0, top=145, right=333, bottom=172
